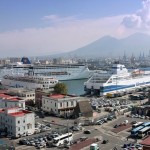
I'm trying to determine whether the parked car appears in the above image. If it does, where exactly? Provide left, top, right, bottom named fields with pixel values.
left=97, top=120, right=104, bottom=125
left=35, top=115, right=39, bottom=119
left=26, top=132, right=33, bottom=136
left=80, top=136, right=88, bottom=141
left=140, top=116, right=145, bottom=119
left=102, top=140, right=109, bottom=144
left=107, top=116, right=113, bottom=120
left=70, top=126, right=80, bottom=131
left=131, top=121, right=137, bottom=124
left=0, top=132, right=7, bottom=137
left=95, top=119, right=104, bottom=125
left=83, top=130, right=91, bottom=134
left=114, top=124, right=119, bottom=128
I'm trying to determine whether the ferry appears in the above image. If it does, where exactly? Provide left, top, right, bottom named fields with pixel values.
left=1, top=57, right=91, bottom=81
left=1, top=69, right=58, bottom=90
left=84, top=62, right=150, bottom=96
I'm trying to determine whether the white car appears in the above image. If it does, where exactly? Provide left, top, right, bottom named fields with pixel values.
left=26, top=132, right=33, bottom=136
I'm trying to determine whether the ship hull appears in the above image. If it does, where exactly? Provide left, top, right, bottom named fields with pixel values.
left=85, top=76, right=150, bottom=96
left=0, top=65, right=91, bottom=81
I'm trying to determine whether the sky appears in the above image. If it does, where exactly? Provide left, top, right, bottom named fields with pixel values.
left=0, top=0, right=150, bottom=58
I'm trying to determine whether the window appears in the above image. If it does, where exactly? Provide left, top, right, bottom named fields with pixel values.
left=71, top=101, right=74, bottom=106
left=67, top=102, right=68, bottom=107
left=18, top=127, right=20, bottom=131
left=55, top=103, right=56, bottom=107
left=23, top=120, right=25, bottom=123
left=18, top=121, right=20, bottom=124
left=60, top=103, right=62, bottom=107
left=24, top=126, right=25, bottom=130
left=27, top=124, right=32, bottom=129
left=21, top=103, right=23, bottom=108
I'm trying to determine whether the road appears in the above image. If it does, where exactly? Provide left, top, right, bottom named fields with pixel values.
left=6, top=115, right=149, bottom=150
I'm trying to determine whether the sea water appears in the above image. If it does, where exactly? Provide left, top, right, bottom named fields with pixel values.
left=62, top=79, right=87, bottom=96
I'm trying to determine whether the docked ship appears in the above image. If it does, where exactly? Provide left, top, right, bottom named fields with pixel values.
left=84, top=62, right=150, bottom=96
left=1, top=57, right=92, bottom=81
left=1, top=70, right=58, bottom=90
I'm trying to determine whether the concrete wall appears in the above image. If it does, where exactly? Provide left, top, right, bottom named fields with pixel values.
left=42, top=96, right=78, bottom=115
left=0, top=99, right=25, bottom=109
left=0, top=111, right=35, bottom=137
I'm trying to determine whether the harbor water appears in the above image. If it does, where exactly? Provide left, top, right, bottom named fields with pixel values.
left=62, top=79, right=87, bottom=96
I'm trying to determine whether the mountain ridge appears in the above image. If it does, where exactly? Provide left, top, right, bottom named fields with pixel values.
left=49, top=32, right=150, bottom=58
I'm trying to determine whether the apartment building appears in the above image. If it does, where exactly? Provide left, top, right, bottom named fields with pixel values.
left=0, top=93, right=25, bottom=109
left=42, top=94, right=79, bottom=118
left=0, top=107, right=35, bottom=137
left=7, top=88, right=35, bottom=105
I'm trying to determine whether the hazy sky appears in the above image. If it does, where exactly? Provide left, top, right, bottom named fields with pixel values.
left=0, top=0, right=150, bottom=57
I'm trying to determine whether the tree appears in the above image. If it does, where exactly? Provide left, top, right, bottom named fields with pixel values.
left=54, top=83, right=68, bottom=95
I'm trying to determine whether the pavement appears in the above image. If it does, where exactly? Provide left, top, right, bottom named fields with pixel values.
left=2, top=112, right=150, bottom=150
left=112, top=123, right=132, bottom=134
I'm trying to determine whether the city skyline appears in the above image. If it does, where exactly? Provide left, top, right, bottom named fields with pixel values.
left=0, top=0, right=150, bottom=57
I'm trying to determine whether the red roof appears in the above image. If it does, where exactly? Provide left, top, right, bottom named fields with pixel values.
left=9, top=112, right=25, bottom=117
left=140, top=136, right=150, bottom=146
left=0, top=93, right=23, bottom=101
left=9, top=110, right=32, bottom=117
left=10, top=97, right=22, bottom=100
left=49, top=94, right=65, bottom=99
left=0, top=93, right=10, bottom=98
left=0, top=108, right=32, bottom=117
left=0, top=109, right=4, bottom=113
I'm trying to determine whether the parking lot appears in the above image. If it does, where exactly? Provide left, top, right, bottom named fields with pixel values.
left=1, top=95, right=149, bottom=150
left=0, top=113, right=146, bottom=150
left=90, top=97, right=132, bottom=108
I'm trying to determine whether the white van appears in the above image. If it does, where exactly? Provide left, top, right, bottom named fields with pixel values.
left=90, top=143, right=99, bottom=150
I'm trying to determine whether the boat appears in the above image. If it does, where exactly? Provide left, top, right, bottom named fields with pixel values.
left=84, top=62, right=150, bottom=96
left=1, top=57, right=92, bottom=81
left=1, top=69, right=58, bottom=90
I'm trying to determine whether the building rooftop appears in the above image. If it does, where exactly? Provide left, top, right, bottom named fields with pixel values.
left=48, top=94, right=77, bottom=100
left=0, top=108, right=32, bottom=117
left=49, top=94, right=66, bottom=99
left=0, top=93, right=23, bottom=101
left=9, top=111, right=25, bottom=117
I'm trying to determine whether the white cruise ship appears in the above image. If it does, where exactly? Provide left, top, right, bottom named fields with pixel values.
left=84, top=62, right=150, bottom=96
left=1, top=70, right=58, bottom=90
left=1, top=57, right=91, bottom=81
